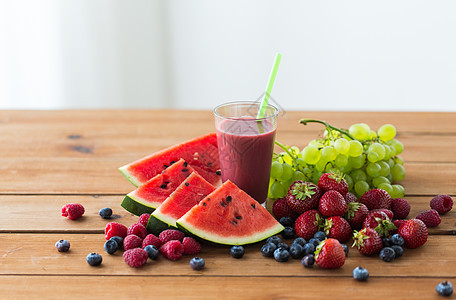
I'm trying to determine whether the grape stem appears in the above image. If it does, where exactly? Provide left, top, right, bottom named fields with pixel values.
left=300, top=119, right=356, bottom=140
left=274, top=140, right=296, bottom=159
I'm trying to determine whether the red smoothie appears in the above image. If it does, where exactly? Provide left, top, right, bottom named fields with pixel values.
left=216, top=118, right=276, bottom=203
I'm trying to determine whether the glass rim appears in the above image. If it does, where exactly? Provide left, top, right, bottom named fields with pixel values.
left=213, top=100, right=279, bottom=121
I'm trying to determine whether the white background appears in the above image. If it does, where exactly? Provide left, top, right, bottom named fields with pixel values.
left=1, top=0, right=455, bottom=111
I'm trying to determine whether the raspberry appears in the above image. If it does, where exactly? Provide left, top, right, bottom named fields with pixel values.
left=159, top=229, right=185, bottom=244
left=390, top=198, right=411, bottom=219
left=430, top=195, right=453, bottom=215
left=142, top=234, right=161, bottom=249
left=160, top=240, right=184, bottom=260
left=127, top=223, right=148, bottom=239
left=182, top=237, right=202, bottom=255
left=272, top=198, right=298, bottom=220
left=416, top=209, right=442, bottom=228
left=123, top=234, right=143, bottom=250
left=61, top=203, right=85, bottom=220
left=105, top=222, right=128, bottom=240
left=138, top=213, right=151, bottom=227
left=123, top=248, right=148, bottom=268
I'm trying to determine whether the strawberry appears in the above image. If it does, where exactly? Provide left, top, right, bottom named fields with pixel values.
left=294, top=209, right=323, bottom=240
left=363, top=211, right=396, bottom=238
left=370, top=208, right=394, bottom=220
left=318, top=172, right=349, bottom=197
left=352, top=228, right=383, bottom=256
left=319, top=190, right=347, bottom=217
left=344, top=192, right=358, bottom=204
left=324, top=216, right=352, bottom=243
left=391, top=198, right=411, bottom=219
left=314, top=238, right=346, bottom=269
left=345, top=202, right=369, bottom=230
left=398, top=219, right=428, bottom=249
left=391, top=219, right=407, bottom=235
left=430, top=194, right=453, bottom=215
left=416, top=209, right=441, bottom=228
left=360, top=188, right=392, bottom=210
left=286, top=181, right=321, bottom=214
left=272, top=197, right=299, bottom=220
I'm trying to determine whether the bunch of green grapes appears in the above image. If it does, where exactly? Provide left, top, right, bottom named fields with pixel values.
left=268, top=119, right=405, bottom=200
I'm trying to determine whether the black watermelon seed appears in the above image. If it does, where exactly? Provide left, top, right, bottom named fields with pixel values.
left=232, top=220, right=238, bottom=225
left=235, top=216, right=242, bottom=220
left=182, top=168, right=189, bottom=172
left=216, top=170, right=221, bottom=175
left=170, top=160, right=176, bottom=165
left=183, top=161, right=188, bottom=167
left=226, top=196, right=232, bottom=202
left=207, top=198, right=210, bottom=201
left=160, top=184, right=167, bottom=189
left=208, top=162, right=213, bottom=167
left=220, top=202, right=226, bottom=207
left=251, top=204, right=256, bottom=209
left=202, top=202, right=206, bottom=206
left=185, top=182, right=190, bottom=187
left=163, top=164, right=169, bottom=169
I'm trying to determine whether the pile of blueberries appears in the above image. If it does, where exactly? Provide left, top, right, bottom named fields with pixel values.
left=379, top=233, right=405, bottom=262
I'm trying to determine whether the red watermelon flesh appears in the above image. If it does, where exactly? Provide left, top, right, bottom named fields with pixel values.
left=119, top=133, right=220, bottom=187
left=177, top=180, right=284, bottom=245
left=121, top=159, right=194, bottom=215
left=151, top=172, right=216, bottom=227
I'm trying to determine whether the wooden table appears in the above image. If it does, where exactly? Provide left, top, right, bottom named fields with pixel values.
left=0, top=110, right=455, bottom=299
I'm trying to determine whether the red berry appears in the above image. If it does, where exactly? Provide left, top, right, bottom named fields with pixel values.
left=344, top=192, right=358, bottom=204
left=294, top=209, right=323, bottom=240
left=272, top=198, right=299, bottom=220
left=138, top=213, right=151, bottom=227
left=391, top=198, right=411, bottom=219
left=360, top=189, right=392, bottom=210
left=318, top=172, right=349, bottom=197
left=159, top=229, right=185, bottom=244
left=142, top=234, right=161, bottom=249
left=123, top=234, right=143, bottom=250
left=324, top=216, right=352, bottom=243
left=123, top=248, right=148, bottom=268
left=345, top=202, right=369, bottom=230
left=182, top=237, right=202, bottom=255
left=286, top=181, right=321, bottom=214
left=398, top=219, right=428, bottom=249
left=391, top=219, right=407, bottom=234
left=353, top=228, right=383, bottom=256
left=370, top=209, right=394, bottom=220
left=61, top=203, right=85, bottom=220
left=416, top=209, right=441, bottom=228
left=127, top=223, right=149, bottom=240
left=363, top=211, right=395, bottom=238
left=105, top=222, right=128, bottom=240
left=319, top=190, right=347, bottom=217
left=314, top=238, right=346, bottom=269
left=430, top=195, right=453, bottom=215
left=160, top=240, right=184, bottom=260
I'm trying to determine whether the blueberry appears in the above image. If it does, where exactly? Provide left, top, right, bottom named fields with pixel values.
left=382, top=238, right=392, bottom=248
left=144, top=245, right=159, bottom=260
left=278, top=242, right=290, bottom=251
left=99, top=207, right=113, bottom=219
left=261, top=243, right=277, bottom=257
left=279, top=216, right=294, bottom=227
left=292, top=237, right=306, bottom=247
left=390, top=245, right=403, bottom=258
left=109, top=236, right=124, bottom=250
left=313, top=231, right=326, bottom=241
left=341, top=243, right=349, bottom=257
left=282, top=227, right=295, bottom=239
left=436, top=281, right=453, bottom=297
left=303, top=243, right=316, bottom=255
left=301, top=254, right=315, bottom=268
left=266, top=236, right=282, bottom=246
left=230, top=245, right=245, bottom=259
left=379, top=247, right=395, bottom=262
left=273, top=248, right=290, bottom=262
left=391, top=234, right=405, bottom=246
left=86, top=252, right=102, bottom=266
left=308, top=238, right=320, bottom=246
left=289, top=244, right=304, bottom=259
left=353, top=266, right=369, bottom=281
left=189, top=257, right=205, bottom=270
left=104, top=239, right=118, bottom=255
left=55, top=240, right=70, bottom=252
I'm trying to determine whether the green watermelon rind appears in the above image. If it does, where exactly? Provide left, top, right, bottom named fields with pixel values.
left=151, top=208, right=179, bottom=228
left=146, top=214, right=173, bottom=236
left=119, top=165, right=142, bottom=187
left=176, top=219, right=284, bottom=246
left=120, top=193, right=161, bottom=216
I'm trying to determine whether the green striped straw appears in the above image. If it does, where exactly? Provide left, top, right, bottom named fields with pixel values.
left=257, top=53, right=282, bottom=119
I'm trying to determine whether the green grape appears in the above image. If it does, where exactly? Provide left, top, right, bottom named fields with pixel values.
left=340, top=163, right=352, bottom=174
left=270, top=181, right=286, bottom=199
left=391, top=184, right=405, bottom=198
left=292, top=170, right=306, bottom=182
left=383, top=145, right=392, bottom=160
left=391, top=164, right=405, bottom=181
left=349, top=124, right=370, bottom=140
left=270, top=161, right=283, bottom=179
left=386, top=173, right=393, bottom=182
left=351, top=169, right=367, bottom=182
left=281, top=163, right=294, bottom=181
left=369, top=143, right=386, bottom=160
left=335, top=154, right=348, bottom=168
left=302, top=167, right=312, bottom=176
left=378, top=161, right=390, bottom=177
left=354, top=180, right=370, bottom=196
left=348, top=140, right=364, bottom=157
left=395, top=156, right=404, bottom=165
left=321, top=146, right=337, bottom=161
left=296, top=158, right=305, bottom=167
left=378, top=124, right=396, bottom=141
left=372, top=176, right=390, bottom=187
left=311, top=170, right=323, bottom=185
left=344, top=174, right=354, bottom=191
left=367, top=151, right=379, bottom=163
left=302, top=145, right=321, bottom=165
left=280, top=153, right=293, bottom=165
left=368, top=130, right=377, bottom=140
left=291, top=146, right=301, bottom=155
left=366, top=162, right=381, bottom=177
left=387, top=158, right=395, bottom=169
left=315, top=159, right=328, bottom=172
left=388, top=139, right=404, bottom=155
left=378, top=183, right=393, bottom=196
left=360, top=123, right=371, bottom=132
left=387, top=145, right=396, bottom=157
left=350, top=155, right=365, bottom=169
left=334, top=138, right=350, bottom=154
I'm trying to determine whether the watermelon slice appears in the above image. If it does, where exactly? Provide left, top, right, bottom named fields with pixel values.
left=119, top=133, right=221, bottom=187
left=177, top=180, right=284, bottom=245
left=147, top=172, right=216, bottom=235
left=121, top=159, right=194, bottom=215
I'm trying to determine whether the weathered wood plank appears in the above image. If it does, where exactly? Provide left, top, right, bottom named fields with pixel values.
left=0, top=234, right=454, bottom=277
